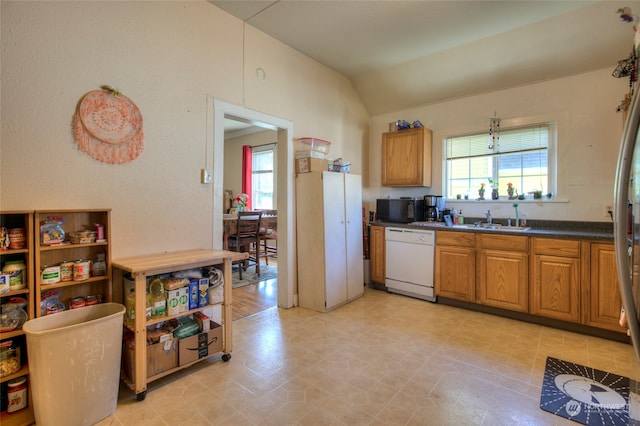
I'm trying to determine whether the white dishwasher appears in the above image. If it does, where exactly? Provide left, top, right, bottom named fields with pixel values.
left=385, top=227, right=436, bottom=302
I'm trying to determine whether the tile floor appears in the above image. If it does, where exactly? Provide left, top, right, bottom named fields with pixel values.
left=101, top=287, right=640, bottom=425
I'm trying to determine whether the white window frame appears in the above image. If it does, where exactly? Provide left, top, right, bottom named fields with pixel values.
left=251, top=144, right=277, bottom=209
left=443, top=118, right=558, bottom=200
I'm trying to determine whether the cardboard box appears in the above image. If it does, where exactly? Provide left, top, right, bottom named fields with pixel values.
left=193, top=311, right=210, bottom=332
left=198, top=278, right=209, bottom=307
left=331, top=162, right=351, bottom=173
left=167, top=288, right=181, bottom=316
left=188, top=279, right=199, bottom=309
left=168, top=287, right=189, bottom=315
left=295, top=150, right=325, bottom=159
left=295, top=157, right=329, bottom=174
left=123, top=338, right=178, bottom=380
left=178, top=321, right=223, bottom=366
left=178, top=287, right=189, bottom=313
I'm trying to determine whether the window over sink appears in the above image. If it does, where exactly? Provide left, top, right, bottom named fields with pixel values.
left=445, top=122, right=556, bottom=199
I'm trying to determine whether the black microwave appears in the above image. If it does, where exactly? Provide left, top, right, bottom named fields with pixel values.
left=376, top=198, right=424, bottom=223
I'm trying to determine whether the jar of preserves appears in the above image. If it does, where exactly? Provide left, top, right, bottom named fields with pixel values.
left=7, top=376, right=27, bottom=412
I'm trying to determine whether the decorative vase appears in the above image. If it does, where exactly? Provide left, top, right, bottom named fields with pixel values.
left=507, top=188, right=515, bottom=199
left=478, top=189, right=485, bottom=200
left=491, top=189, right=499, bottom=200
left=237, top=205, right=244, bottom=212
left=533, top=190, right=542, bottom=200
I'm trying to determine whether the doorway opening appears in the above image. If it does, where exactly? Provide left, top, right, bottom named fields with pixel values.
left=211, top=99, right=296, bottom=313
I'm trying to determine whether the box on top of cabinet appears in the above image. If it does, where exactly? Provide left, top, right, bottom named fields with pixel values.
left=295, top=157, right=328, bottom=174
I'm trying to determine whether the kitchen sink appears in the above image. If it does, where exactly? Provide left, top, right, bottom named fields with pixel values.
left=453, top=224, right=531, bottom=232
left=408, top=222, right=531, bottom=232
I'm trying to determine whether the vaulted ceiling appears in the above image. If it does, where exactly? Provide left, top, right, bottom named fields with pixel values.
left=210, top=1, right=640, bottom=115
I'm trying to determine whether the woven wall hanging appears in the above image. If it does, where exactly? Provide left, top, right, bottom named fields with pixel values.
left=72, top=85, right=144, bottom=164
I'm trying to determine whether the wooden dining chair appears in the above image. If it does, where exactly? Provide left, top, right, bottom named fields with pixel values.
left=227, top=210, right=262, bottom=279
left=259, top=210, right=277, bottom=265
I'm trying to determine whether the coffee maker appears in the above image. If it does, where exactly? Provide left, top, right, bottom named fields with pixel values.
left=423, top=195, right=441, bottom=221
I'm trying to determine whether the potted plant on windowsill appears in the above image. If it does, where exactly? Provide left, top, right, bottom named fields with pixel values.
left=507, top=182, right=517, bottom=200
left=478, top=183, right=485, bottom=200
left=488, top=178, right=499, bottom=200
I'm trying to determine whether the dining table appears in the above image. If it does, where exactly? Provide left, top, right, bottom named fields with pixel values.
left=222, top=213, right=277, bottom=250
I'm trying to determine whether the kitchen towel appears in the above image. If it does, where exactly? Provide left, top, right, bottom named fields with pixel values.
left=539, top=356, right=629, bottom=425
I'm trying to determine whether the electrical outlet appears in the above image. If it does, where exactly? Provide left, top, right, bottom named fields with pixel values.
left=603, top=203, right=613, bottom=218
left=200, top=169, right=212, bottom=184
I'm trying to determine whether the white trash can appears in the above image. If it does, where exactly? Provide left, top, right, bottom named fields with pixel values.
left=23, top=303, right=125, bottom=426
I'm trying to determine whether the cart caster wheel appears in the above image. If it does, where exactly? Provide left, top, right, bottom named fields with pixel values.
left=136, top=391, right=147, bottom=401
left=222, top=353, right=232, bottom=362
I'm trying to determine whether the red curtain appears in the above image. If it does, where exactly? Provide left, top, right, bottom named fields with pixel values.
left=241, top=145, right=252, bottom=210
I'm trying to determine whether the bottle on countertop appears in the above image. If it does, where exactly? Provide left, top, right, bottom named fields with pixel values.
left=458, top=210, right=464, bottom=225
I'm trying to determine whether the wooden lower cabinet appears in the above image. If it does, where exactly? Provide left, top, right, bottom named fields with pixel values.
left=478, top=234, right=528, bottom=312
left=530, top=238, right=581, bottom=322
left=587, top=242, right=623, bottom=332
left=431, top=231, right=623, bottom=335
left=369, top=225, right=385, bottom=284
left=435, top=231, right=475, bottom=302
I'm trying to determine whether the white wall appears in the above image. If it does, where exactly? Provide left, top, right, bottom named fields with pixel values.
left=368, top=69, right=629, bottom=223
left=0, top=1, right=369, bottom=258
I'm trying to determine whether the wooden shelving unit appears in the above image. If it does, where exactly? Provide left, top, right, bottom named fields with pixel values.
left=111, top=249, right=247, bottom=401
left=0, top=211, right=34, bottom=426
left=33, top=209, right=112, bottom=317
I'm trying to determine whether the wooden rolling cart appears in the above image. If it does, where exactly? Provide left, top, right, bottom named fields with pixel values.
left=0, top=211, right=34, bottom=426
left=111, top=249, right=247, bottom=401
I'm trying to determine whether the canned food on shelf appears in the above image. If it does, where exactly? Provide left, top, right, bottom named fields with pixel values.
left=41, top=265, right=61, bottom=284
left=60, top=261, right=74, bottom=281
left=69, top=297, right=86, bottom=309
left=73, top=260, right=91, bottom=281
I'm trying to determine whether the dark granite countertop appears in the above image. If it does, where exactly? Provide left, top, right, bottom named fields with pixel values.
left=372, top=219, right=614, bottom=241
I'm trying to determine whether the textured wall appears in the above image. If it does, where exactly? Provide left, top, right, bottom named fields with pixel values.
left=368, top=69, right=629, bottom=223
left=0, top=1, right=368, bottom=257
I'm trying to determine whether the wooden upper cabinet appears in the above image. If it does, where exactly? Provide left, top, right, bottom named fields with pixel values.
left=381, top=127, right=432, bottom=186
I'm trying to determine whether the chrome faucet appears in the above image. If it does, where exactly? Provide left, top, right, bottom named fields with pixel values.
left=485, top=210, right=493, bottom=224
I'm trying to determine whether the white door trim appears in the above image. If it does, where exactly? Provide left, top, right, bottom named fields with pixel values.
left=211, top=98, right=296, bottom=309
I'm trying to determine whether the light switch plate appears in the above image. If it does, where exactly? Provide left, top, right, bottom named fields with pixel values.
left=200, top=169, right=212, bottom=184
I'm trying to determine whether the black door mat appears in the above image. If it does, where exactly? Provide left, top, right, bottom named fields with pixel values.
left=540, top=357, right=629, bottom=425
